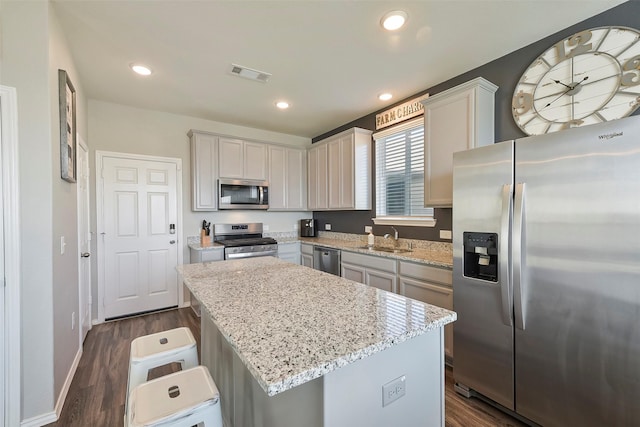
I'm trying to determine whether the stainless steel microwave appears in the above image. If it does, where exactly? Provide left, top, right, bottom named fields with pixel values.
left=218, top=178, right=269, bottom=210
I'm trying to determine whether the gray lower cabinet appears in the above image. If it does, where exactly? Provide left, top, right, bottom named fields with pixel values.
left=189, top=246, right=224, bottom=263
left=301, top=243, right=314, bottom=268
left=341, top=251, right=397, bottom=293
left=277, top=242, right=301, bottom=265
left=398, top=261, right=453, bottom=363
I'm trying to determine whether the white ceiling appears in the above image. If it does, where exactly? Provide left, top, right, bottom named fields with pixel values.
left=52, top=0, right=626, bottom=139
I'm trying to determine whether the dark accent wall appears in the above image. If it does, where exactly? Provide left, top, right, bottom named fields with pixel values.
left=312, top=1, right=639, bottom=240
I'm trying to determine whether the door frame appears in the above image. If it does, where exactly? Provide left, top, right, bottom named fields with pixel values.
left=76, top=136, right=91, bottom=343
left=95, top=151, right=183, bottom=323
left=1, top=85, right=21, bottom=427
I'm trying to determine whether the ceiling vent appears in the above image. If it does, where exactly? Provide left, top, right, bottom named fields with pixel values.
left=229, top=64, right=271, bottom=83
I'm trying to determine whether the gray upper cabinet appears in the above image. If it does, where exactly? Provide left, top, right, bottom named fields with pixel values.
left=307, top=142, right=328, bottom=210
left=218, top=137, right=267, bottom=180
left=268, top=145, right=307, bottom=211
left=309, top=127, right=372, bottom=211
left=421, top=77, right=497, bottom=207
left=190, top=129, right=307, bottom=212
left=189, top=130, right=218, bottom=211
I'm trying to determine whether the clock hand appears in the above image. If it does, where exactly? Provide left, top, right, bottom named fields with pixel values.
left=553, top=79, right=573, bottom=89
left=542, top=88, right=571, bottom=109
left=542, top=76, right=590, bottom=108
left=570, top=76, right=589, bottom=89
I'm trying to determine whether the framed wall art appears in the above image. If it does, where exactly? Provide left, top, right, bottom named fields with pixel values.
left=59, top=69, right=76, bottom=183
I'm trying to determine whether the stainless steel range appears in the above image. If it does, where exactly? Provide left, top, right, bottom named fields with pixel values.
left=213, top=223, right=277, bottom=260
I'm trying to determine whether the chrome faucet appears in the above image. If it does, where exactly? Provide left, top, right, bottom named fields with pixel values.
left=383, top=226, right=399, bottom=246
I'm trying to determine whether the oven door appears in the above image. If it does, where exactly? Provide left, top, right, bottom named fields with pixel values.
left=219, top=179, right=269, bottom=210
left=224, top=245, right=278, bottom=260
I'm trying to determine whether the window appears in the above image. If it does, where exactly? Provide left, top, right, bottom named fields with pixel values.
left=373, top=118, right=435, bottom=226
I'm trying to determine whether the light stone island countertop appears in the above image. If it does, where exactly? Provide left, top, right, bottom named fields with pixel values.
left=177, top=256, right=456, bottom=397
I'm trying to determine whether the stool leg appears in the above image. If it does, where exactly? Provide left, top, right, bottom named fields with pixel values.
left=181, top=348, right=199, bottom=371
left=127, top=362, right=148, bottom=403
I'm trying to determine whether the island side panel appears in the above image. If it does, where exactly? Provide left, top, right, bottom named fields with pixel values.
left=323, top=329, right=445, bottom=427
left=201, top=313, right=324, bottom=427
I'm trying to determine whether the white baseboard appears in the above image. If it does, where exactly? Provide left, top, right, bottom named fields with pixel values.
left=20, top=412, right=57, bottom=427
left=54, top=347, right=83, bottom=418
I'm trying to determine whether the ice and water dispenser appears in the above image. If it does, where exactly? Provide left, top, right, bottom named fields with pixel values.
left=463, top=232, right=498, bottom=282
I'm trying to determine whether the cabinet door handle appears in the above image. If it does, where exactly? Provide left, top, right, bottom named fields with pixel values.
left=170, top=240, right=176, bottom=244
left=80, top=252, right=91, bottom=258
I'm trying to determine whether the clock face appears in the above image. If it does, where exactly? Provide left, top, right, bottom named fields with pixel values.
left=512, top=26, right=640, bottom=135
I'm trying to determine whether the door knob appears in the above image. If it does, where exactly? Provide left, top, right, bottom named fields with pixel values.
left=170, top=240, right=176, bottom=244
left=81, top=252, right=91, bottom=258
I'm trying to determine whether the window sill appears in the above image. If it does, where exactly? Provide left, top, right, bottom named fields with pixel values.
left=372, top=216, right=437, bottom=227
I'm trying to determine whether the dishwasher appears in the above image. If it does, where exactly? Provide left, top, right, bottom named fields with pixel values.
left=313, top=246, right=341, bottom=276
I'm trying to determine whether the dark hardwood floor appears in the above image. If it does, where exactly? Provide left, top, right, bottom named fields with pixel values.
left=47, top=307, right=525, bottom=427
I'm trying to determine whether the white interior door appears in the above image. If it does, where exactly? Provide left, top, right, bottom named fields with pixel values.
left=99, top=155, right=179, bottom=319
left=77, top=137, right=91, bottom=342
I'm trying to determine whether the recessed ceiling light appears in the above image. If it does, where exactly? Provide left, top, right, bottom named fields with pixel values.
left=130, top=64, right=152, bottom=76
left=381, top=10, right=407, bottom=31
left=275, top=101, right=290, bottom=109
left=378, top=93, right=393, bottom=101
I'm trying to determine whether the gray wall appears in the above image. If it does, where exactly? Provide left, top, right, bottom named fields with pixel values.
left=312, top=1, right=640, bottom=241
left=1, top=0, right=88, bottom=420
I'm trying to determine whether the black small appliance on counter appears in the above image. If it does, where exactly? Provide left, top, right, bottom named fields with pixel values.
left=300, top=219, right=316, bottom=237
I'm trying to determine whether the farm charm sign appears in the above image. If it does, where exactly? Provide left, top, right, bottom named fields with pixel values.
left=375, top=94, right=429, bottom=130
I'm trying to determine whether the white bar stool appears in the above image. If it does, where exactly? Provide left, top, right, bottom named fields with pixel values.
left=127, top=327, right=199, bottom=404
left=126, top=366, right=223, bottom=427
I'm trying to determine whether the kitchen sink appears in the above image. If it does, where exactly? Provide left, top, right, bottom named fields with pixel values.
left=357, top=246, right=412, bottom=254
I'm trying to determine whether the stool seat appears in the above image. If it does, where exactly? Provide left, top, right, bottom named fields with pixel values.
left=130, top=327, right=196, bottom=361
left=127, top=366, right=222, bottom=427
left=127, top=327, right=200, bottom=417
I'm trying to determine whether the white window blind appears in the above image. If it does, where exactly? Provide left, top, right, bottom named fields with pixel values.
left=374, top=118, right=434, bottom=225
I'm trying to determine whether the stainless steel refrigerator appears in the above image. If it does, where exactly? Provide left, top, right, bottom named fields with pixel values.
left=452, top=115, right=640, bottom=427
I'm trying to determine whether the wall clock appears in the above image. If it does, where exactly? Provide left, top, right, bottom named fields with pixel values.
left=512, top=26, right=640, bottom=135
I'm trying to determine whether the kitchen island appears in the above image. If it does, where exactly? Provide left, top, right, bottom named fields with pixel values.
left=177, top=257, right=456, bottom=427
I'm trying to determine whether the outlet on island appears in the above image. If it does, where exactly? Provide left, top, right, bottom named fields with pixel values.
left=325, top=223, right=331, bottom=231
left=382, top=375, right=406, bottom=407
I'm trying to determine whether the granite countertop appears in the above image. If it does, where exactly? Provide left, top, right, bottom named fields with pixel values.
left=297, top=236, right=453, bottom=269
left=177, top=257, right=456, bottom=396
left=186, top=232, right=453, bottom=268
left=188, top=242, right=224, bottom=251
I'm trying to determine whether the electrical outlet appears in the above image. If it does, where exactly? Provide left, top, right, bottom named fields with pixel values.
left=293, top=223, right=299, bottom=230
left=382, top=375, right=406, bottom=407
left=439, top=230, right=452, bottom=240
left=325, top=223, right=331, bottom=231
left=71, top=312, right=76, bottom=330
left=264, top=224, right=270, bottom=231
left=364, top=226, right=372, bottom=233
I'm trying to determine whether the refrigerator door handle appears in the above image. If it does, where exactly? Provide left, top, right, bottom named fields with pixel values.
left=513, top=182, right=526, bottom=330
left=500, top=184, right=514, bottom=327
